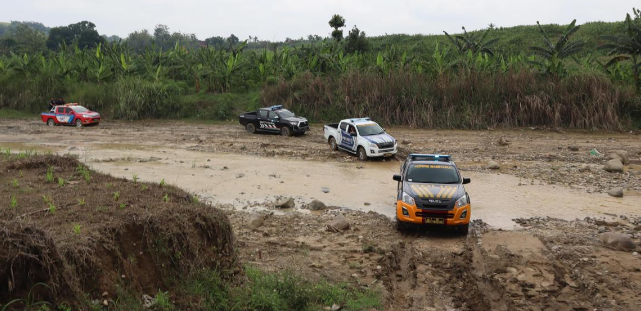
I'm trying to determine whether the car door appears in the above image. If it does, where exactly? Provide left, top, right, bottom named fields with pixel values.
left=65, top=107, right=77, bottom=124
left=55, top=106, right=70, bottom=124
left=258, top=110, right=277, bottom=131
left=267, top=111, right=281, bottom=130
left=340, top=124, right=356, bottom=151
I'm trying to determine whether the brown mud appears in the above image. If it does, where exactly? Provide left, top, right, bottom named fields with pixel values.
left=1, top=119, right=641, bottom=310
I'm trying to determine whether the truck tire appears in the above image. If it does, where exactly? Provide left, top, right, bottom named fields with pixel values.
left=396, top=219, right=411, bottom=232
left=75, top=119, right=83, bottom=128
left=246, top=123, right=256, bottom=134
left=329, top=137, right=338, bottom=151
left=281, top=126, right=292, bottom=137
left=457, top=224, right=469, bottom=236
left=47, top=119, right=55, bottom=126
left=357, top=147, right=368, bottom=161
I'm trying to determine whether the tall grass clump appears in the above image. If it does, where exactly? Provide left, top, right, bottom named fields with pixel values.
left=262, top=69, right=635, bottom=130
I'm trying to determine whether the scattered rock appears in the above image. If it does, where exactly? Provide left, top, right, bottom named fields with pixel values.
left=364, top=202, right=371, bottom=206
left=275, top=197, right=295, bottom=209
left=486, top=160, right=501, bottom=170
left=579, top=164, right=591, bottom=173
left=607, top=187, right=624, bottom=198
left=600, top=232, right=636, bottom=251
left=236, top=173, right=245, bottom=178
left=321, top=187, right=330, bottom=193
left=248, top=214, right=265, bottom=230
left=568, top=146, right=579, bottom=152
left=308, top=199, right=327, bottom=211
left=613, top=150, right=630, bottom=165
left=603, top=159, right=623, bottom=173
left=498, top=137, right=510, bottom=146
left=142, top=294, right=156, bottom=309
left=329, top=217, right=350, bottom=231
left=598, top=226, right=606, bottom=233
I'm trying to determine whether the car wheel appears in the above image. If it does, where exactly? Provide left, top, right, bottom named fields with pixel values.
left=357, top=147, right=368, bottom=161
left=246, top=123, right=256, bottom=134
left=75, top=119, right=83, bottom=128
left=329, top=137, right=338, bottom=151
left=396, top=219, right=411, bottom=232
left=281, top=126, right=292, bottom=137
left=47, top=119, right=55, bottom=127
left=457, top=224, right=469, bottom=236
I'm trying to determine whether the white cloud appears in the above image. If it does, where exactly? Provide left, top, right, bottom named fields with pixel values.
left=0, top=0, right=637, bottom=40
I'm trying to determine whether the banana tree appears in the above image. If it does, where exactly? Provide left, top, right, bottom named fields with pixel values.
left=529, top=19, right=585, bottom=77
left=600, top=13, right=641, bottom=91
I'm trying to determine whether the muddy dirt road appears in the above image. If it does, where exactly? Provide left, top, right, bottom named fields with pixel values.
left=1, top=119, right=639, bottom=228
left=1, top=119, right=641, bottom=310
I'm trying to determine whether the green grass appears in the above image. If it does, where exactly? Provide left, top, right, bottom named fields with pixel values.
left=178, top=90, right=261, bottom=122
left=180, top=267, right=382, bottom=311
left=0, top=108, right=34, bottom=119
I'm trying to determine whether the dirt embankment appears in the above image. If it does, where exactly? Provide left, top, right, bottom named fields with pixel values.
left=0, top=155, right=235, bottom=309
left=227, top=207, right=641, bottom=311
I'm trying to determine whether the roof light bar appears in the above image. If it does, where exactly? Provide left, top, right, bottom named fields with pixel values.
left=269, top=105, right=283, bottom=111
left=408, top=154, right=451, bottom=161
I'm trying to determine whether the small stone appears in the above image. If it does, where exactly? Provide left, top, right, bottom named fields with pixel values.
left=607, top=188, right=624, bottom=198
left=364, top=202, right=371, bottom=206
left=236, top=173, right=245, bottom=178
left=569, top=146, right=579, bottom=152
left=329, top=217, right=350, bottom=231
left=633, top=252, right=639, bottom=256
left=321, top=187, right=330, bottom=193
left=486, top=160, right=500, bottom=170
left=603, top=159, right=624, bottom=173
left=308, top=199, right=327, bottom=211
left=498, top=137, right=510, bottom=146
left=598, top=226, right=606, bottom=233
left=275, top=197, right=295, bottom=209
left=600, top=232, right=636, bottom=251
left=248, top=214, right=265, bottom=230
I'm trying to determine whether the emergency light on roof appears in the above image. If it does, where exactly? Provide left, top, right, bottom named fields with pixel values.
left=408, top=154, right=451, bottom=162
left=269, top=105, right=283, bottom=111
left=350, top=117, right=371, bottom=122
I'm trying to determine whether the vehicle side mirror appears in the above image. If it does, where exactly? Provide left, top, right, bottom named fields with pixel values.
left=463, top=177, right=471, bottom=184
left=350, top=132, right=356, bottom=137
left=393, top=175, right=402, bottom=182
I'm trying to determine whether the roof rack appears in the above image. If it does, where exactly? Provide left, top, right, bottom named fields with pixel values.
left=349, top=117, right=371, bottom=122
left=407, top=154, right=451, bottom=162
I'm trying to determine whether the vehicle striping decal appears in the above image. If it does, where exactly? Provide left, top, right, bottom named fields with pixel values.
left=411, top=185, right=457, bottom=199
left=364, top=134, right=395, bottom=144
left=259, top=121, right=278, bottom=130
left=435, top=187, right=446, bottom=199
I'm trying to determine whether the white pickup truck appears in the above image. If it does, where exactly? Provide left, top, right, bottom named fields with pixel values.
left=323, top=118, right=397, bottom=161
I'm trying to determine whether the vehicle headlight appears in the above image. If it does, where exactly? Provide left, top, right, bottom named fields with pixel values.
left=402, top=191, right=415, bottom=206
left=455, top=195, right=468, bottom=208
left=289, top=121, right=298, bottom=126
left=369, top=143, right=377, bottom=148
left=82, top=114, right=90, bottom=118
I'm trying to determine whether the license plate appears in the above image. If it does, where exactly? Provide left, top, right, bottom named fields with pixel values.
left=383, top=153, right=393, bottom=157
left=423, top=218, right=444, bottom=224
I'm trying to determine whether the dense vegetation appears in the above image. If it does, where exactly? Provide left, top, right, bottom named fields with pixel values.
left=1, top=10, right=640, bottom=129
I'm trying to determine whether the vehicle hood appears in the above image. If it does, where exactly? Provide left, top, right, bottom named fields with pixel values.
left=362, top=133, right=395, bottom=145
left=80, top=111, right=100, bottom=116
left=403, top=181, right=465, bottom=201
left=283, top=116, right=307, bottom=123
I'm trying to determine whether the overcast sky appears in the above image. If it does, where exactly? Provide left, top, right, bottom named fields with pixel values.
left=1, top=0, right=637, bottom=41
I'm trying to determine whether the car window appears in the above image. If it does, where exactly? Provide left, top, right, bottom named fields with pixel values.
left=277, top=109, right=295, bottom=118
left=259, top=110, right=268, bottom=119
left=339, top=123, right=347, bottom=131
left=65, top=108, right=73, bottom=114
left=406, top=164, right=460, bottom=184
left=57, top=107, right=65, bottom=114
left=268, top=111, right=278, bottom=119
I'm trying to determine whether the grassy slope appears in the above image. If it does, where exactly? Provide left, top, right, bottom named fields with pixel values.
left=368, top=20, right=625, bottom=55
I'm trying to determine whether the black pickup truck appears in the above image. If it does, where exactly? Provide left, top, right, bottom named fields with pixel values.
left=239, top=105, right=310, bottom=136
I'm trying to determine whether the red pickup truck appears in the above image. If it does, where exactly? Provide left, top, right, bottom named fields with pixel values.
left=41, top=104, right=101, bottom=127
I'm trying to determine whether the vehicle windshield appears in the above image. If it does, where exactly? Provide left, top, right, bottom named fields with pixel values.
left=356, top=123, right=385, bottom=136
left=277, top=109, right=295, bottom=118
left=70, top=106, right=89, bottom=113
left=406, top=164, right=460, bottom=184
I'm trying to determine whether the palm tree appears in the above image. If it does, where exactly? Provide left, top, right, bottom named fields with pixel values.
left=529, top=19, right=585, bottom=76
left=600, top=13, right=641, bottom=91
